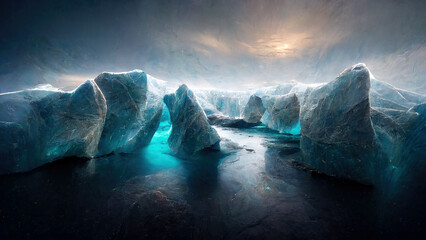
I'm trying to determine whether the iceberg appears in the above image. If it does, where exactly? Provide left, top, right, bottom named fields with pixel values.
left=94, top=70, right=163, bottom=155
left=261, top=93, right=301, bottom=134
left=299, top=63, right=377, bottom=184
left=242, top=94, right=266, bottom=123
left=0, top=80, right=107, bottom=175
left=164, top=84, right=220, bottom=158
left=297, top=63, right=426, bottom=186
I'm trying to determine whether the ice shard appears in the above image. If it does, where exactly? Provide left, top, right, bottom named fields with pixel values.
left=0, top=80, right=107, bottom=175
left=164, top=84, right=220, bottom=158
left=299, top=63, right=376, bottom=184
left=242, top=94, right=266, bottom=123
left=94, top=70, right=163, bottom=155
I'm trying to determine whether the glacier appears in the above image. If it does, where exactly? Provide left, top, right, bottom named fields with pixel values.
left=214, top=96, right=241, bottom=118
left=194, top=90, right=222, bottom=116
left=94, top=70, right=163, bottom=155
left=164, top=84, right=221, bottom=158
left=0, top=80, right=106, bottom=175
left=194, top=89, right=250, bottom=118
left=254, top=83, right=294, bottom=97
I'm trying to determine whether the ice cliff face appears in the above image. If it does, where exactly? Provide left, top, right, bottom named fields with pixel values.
left=371, top=104, right=426, bottom=194
left=254, top=83, right=294, bottom=97
left=261, top=93, right=300, bottom=134
left=215, top=96, right=241, bottom=118
left=164, top=84, right=220, bottom=158
left=0, top=81, right=106, bottom=175
left=194, top=89, right=250, bottom=118
left=94, top=70, right=163, bottom=155
left=192, top=90, right=220, bottom=116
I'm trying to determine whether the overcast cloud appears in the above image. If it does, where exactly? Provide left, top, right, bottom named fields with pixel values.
left=0, top=0, right=425, bottom=93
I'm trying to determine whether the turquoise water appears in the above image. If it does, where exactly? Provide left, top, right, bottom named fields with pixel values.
left=139, top=121, right=180, bottom=170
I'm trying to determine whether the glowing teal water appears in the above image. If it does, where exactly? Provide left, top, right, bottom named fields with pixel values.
left=138, top=121, right=180, bottom=169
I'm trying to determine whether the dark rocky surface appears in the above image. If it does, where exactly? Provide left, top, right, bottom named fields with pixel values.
left=0, top=126, right=424, bottom=239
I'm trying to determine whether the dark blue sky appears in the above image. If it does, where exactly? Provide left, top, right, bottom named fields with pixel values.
left=1, top=0, right=425, bottom=93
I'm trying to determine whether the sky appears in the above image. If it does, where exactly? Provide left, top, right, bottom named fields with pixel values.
left=0, top=0, right=425, bottom=93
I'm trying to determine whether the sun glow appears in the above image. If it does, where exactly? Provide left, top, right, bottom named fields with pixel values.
left=240, top=32, right=312, bottom=58
left=275, top=44, right=289, bottom=51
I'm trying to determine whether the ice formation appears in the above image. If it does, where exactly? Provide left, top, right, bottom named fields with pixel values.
left=0, top=80, right=106, bottom=175
left=164, top=84, right=220, bottom=158
left=371, top=104, right=426, bottom=192
left=261, top=93, right=301, bottom=134
left=299, top=63, right=376, bottom=184
left=298, top=63, right=426, bottom=186
left=214, top=96, right=241, bottom=118
left=254, top=83, right=294, bottom=97
left=370, top=77, right=426, bottom=110
left=94, top=70, right=164, bottom=155
left=192, top=90, right=220, bottom=115
left=1, top=63, right=424, bottom=185
left=242, top=94, right=266, bottom=123
left=193, top=89, right=250, bottom=117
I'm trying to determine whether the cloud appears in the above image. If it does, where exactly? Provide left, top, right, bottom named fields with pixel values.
left=0, top=0, right=425, bottom=93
